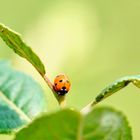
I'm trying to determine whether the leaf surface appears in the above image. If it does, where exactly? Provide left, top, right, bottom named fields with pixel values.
left=95, top=75, right=140, bottom=103
left=0, top=24, right=45, bottom=76
left=14, top=107, right=132, bottom=140
left=0, top=61, right=47, bottom=133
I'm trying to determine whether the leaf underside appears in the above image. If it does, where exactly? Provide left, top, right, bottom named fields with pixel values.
left=14, top=107, right=132, bottom=140
left=95, top=75, right=140, bottom=103
left=0, top=24, right=46, bottom=76
left=0, top=61, right=47, bottom=133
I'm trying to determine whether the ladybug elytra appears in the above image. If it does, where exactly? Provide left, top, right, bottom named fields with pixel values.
left=54, top=74, right=71, bottom=95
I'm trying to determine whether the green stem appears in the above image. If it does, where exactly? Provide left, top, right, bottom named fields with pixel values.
left=58, top=95, right=66, bottom=108
left=81, top=101, right=97, bottom=115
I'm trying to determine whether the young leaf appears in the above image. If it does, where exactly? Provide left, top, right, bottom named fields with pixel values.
left=95, top=75, right=140, bottom=103
left=14, top=107, right=132, bottom=140
left=0, top=24, right=46, bottom=76
left=0, top=61, right=47, bottom=133
left=82, top=75, right=140, bottom=114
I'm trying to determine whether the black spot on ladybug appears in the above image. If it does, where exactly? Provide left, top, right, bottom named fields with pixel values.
left=55, top=83, right=57, bottom=86
left=59, top=80, right=63, bottom=82
left=62, top=86, right=66, bottom=90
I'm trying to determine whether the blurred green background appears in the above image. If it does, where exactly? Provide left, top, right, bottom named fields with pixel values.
left=0, top=0, right=140, bottom=139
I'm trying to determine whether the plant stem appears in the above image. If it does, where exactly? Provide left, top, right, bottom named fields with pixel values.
left=81, top=101, right=97, bottom=115
left=43, top=74, right=66, bottom=108
left=58, top=95, right=66, bottom=108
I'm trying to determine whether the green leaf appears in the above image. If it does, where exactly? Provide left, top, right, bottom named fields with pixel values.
left=0, top=24, right=46, bottom=76
left=94, top=75, right=140, bottom=103
left=14, top=107, right=132, bottom=140
left=0, top=61, right=47, bottom=133
left=83, top=107, right=132, bottom=140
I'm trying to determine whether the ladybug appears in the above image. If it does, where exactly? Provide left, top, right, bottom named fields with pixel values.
left=53, top=74, right=71, bottom=95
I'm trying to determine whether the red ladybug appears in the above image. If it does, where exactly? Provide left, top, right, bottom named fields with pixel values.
left=54, top=74, right=71, bottom=95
